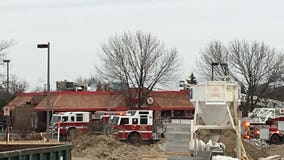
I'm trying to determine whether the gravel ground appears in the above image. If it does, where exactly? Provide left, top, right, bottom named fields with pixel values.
left=71, top=133, right=284, bottom=160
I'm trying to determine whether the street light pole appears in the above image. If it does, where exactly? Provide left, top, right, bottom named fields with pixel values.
left=3, top=59, right=10, bottom=144
left=37, top=42, right=50, bottom=133
left=3, top=60, right=10, bottom=94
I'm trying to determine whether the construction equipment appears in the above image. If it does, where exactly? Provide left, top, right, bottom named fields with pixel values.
left=190, top=81, right=248, bottom=159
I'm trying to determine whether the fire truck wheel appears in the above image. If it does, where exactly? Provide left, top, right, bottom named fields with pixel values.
left=270, top=134, right=280, bottom=144
left=67, top=128, right=78, bottom=140
left=128, top=133, right=141, bottom=144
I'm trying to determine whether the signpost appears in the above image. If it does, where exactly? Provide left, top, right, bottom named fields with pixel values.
left=3, top=106, right=10, bottom=143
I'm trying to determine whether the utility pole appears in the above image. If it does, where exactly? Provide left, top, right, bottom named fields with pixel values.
left=3, top=59, right=10, bottom=144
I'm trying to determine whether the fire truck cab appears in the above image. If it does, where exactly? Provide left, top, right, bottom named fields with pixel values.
left=50, top=112, right=90, bottom=138
left=111, top=110, right=166, bottom=143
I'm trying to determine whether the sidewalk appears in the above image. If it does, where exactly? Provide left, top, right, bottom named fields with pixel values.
left=0, top=131, right=62, bottom=144
left=0, top=131, right=44, bottom=141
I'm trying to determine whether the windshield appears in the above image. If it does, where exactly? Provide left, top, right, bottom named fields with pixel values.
left=109, top=116, right=120, bottom=125
left=51, top=115, right=61, bottom=123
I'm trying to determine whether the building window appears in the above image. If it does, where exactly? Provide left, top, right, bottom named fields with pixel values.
left=162, top=111, right=171, bottom=117
left=173, top=110, right=185, bottom=118
left=185, top=110, right=194, bottom=118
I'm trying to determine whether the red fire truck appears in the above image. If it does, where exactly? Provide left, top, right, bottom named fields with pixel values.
left=49, top=111, right=125, bottom=139
left=111, top=110, right=166, bottom=143
left=242, top=108, right=284, bottom=144
left=49, top=112, right=90, bottom=139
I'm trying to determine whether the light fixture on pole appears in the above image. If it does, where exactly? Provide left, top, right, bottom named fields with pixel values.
left=211, top=62, right=219, bottom=81
left=37, top=42, right=51, bottom=133
left=211, top=62, right=229, bottom=81
left=3, top=59, right=10, bottom=144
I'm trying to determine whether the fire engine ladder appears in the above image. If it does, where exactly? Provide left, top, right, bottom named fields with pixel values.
left=249, top=108, right=275, bottom=124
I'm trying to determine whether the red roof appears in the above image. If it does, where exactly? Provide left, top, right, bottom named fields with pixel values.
left=35, top=91, right=125, bottom=111
left=5, top=94, right=34, bottom=110
left=8, top=90, right=194, bottom=112
left=151, top=90, right=194, bottom=110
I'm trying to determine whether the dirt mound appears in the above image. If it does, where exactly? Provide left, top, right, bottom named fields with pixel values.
left=71, top=132, right=284, bottom=160
left=242, top=141, right=270, bottom=159
left=71, top=134, right=165, bottom=160
left=219, top=130, right=284, bottom=159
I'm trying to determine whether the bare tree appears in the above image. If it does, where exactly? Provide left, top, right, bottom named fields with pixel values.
left=229, top=40, right=284, bottom=111
left=0, top=40, right=14, bottom=77
left=0, top=40, right=14, bottom=55
left=97, top=31, right=180, bottom=108
left=0, top=40, right=15, bottom=108
left=197, top=41, right=229, bottom=80
left=197, top=40, right=284, bottom=111
left=0, top=74, right=28, bottom=108
left=75, top=75, right=105, bottom=91
left=8, top=75, right=28, bottom=95
left=75, top=77, right=89, bottom=86
left=32, top=86, right=44, bottom=92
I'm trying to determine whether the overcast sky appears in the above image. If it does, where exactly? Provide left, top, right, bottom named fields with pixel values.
left=1, top=0, right=284, bottom=91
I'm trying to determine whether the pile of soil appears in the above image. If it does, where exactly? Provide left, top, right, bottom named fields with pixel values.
left=71, top=134, right=165, bottom=160
left=219, top=130, right=284, bottom=159
left=242, top=141, right=284, bottom=159
left=263, top=144, right=284, bottom=157
left=71, top=132, right=284, bottom=160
